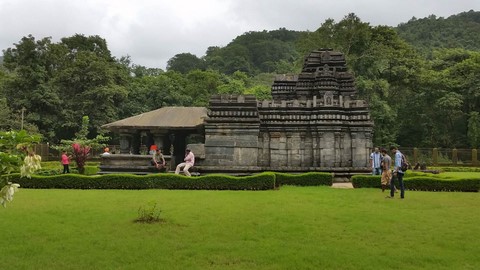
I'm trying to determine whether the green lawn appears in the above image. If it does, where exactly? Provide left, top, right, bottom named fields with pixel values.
left=2, top=186, right=479, bottom=270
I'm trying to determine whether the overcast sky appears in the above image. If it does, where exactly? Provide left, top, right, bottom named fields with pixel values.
left=1, top=0, right=478, bottom=69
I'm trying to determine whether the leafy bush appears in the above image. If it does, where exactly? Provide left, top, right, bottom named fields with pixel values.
left=404, top=177, right=480, bottom=192
left=6, top=172, right=276, bottom=190
left=431, top=167, right=480, bottom=172
left=84, top=166, right=99, bottom=175
left=351, top=175, right=381, bottom=189
left=35, top=165, right=98, bottom=176
left=352, top=174, right=480, bottom=192
left=274, top=172, right=333, bottom=187
left=135, top=201, right=163, bottom=224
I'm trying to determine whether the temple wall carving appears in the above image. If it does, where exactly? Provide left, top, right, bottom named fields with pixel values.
left=202, top=49, right=373, bottom=172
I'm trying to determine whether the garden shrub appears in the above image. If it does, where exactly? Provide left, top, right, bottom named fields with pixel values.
left=275, top=172, right=333, bottom=187
left=352, top=174, right=480, bottom=192
left=431, top=166, right=480, bottom=172
left=351, top=175, right=381, bottom=189
left=6, top=172, right=276, bottom=190
left=34, top=166, right=98, bottom=176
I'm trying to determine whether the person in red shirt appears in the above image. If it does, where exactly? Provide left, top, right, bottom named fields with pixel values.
left=61, top=151, right=70, bottom=174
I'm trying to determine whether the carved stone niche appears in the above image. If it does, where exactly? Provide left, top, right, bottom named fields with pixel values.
left=324, top=91, right=334, bottom=106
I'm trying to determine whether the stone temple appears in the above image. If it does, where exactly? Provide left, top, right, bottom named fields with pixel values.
left=101, top=49, right=373, bottom=176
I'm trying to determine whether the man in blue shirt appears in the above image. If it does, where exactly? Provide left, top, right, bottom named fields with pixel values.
left=370, top=147, right=382, bottom=175
left=388, top=146, right=405, bottom=199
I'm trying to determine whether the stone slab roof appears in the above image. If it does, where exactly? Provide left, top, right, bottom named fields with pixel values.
left=102, top=107, right=208, bottom=130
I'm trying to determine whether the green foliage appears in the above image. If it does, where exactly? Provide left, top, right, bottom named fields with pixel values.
left=351, top=174, right=480, bottom=192
left=8, top=172, right=277, bottom=190
left=396, top=10, right=480, bottom=53
left=2, top=34, right=129, bottom=141
left=467, top=111, right=480, bottom=148
left=4, top=171, right=335, bottom=190
left=398, top=49, right=480, bottom=147
left=274, top=172, right=333, bottom=187
left=0, top=130, right=42, bottom=180
left=0, top=130, right=42, bottom=207
left=204, top=28, right=301, bottom=75
left=135, top=201, right=163, bottom=224
left=430, top=167, right=480, bottom=172
left=53, top=116, right=109, bottom=173
left=167, top=53, right=205, bottom=73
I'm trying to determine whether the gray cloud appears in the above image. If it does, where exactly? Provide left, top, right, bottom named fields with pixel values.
left=0, top=0, right=478, bottom=69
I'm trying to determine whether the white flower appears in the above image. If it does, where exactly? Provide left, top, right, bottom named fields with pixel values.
left=0, top=183, right=21, bottom=207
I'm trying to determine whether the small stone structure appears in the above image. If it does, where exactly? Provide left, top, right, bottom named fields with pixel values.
left=98, top=154, right=173, bottom=174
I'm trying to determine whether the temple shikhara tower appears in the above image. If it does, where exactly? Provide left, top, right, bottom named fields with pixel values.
left=202, top=49, right=373, bottom=175
left=102, top=49, right=373, bottom=177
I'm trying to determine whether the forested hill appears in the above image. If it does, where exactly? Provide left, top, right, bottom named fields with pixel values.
left=396, top=10, right=480, bottom=52
left=167, top=11, right=480, bottom=76
left=167, top=28, right=302, bottom=75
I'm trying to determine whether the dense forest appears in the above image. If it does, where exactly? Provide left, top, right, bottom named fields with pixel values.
left=1, top=11, right=479, bottom=149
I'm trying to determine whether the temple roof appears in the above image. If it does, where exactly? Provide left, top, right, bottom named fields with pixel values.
left=102, top=107, right=208, bottom=130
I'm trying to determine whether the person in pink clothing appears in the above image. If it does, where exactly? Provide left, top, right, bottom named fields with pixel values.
left=175, top=148, right=195, bottom=176
left=61, top=151, right=71, bottom=174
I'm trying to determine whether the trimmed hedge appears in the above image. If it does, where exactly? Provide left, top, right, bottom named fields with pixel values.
left=35, top=166, right=99, bottom=176
left=4, top=172, right=276, bottom=190
left=352, top=174, right=480, bottom=192
left=430, top=166, right=480, bottom=172
left=275, top=172, right=333, bottom=187
left=2, top=171, right=334, bottom=190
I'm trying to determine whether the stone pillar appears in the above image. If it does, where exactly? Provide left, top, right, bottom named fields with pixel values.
left=264, top=132, right=271, bottom=167
left=365, top=132, right=373, bottom=167
left=312, top=131, right=318, bottom=167
left=351, top=132, right=356, bottom=167
left=152, top=131, right=167, bottom=150
left=286, top=132, right=292, bottom=167
left=317, top=132, right=325, bottom=167
left=452, top=148, right=458, bottom=165
left=338, top=132, right=345, bottom=167
left=413, top=147, right=418, bottom=164
left=432, top=148, right=438, bottom=166
left=300, top=132, right=306, bottom=167
left=472, top=149, right=478, bottom=166
left=119, top=133, right=133, bottom=154
left=279, top=132, right=288, bottom=167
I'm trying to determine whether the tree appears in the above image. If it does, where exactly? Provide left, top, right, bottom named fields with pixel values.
left=467, top=111, right=480, bottom=148
left=167, top=53, right=205, bottom=73
left=53, top=116, right=109, bottom=174
left=183, top=70, right=223, bottom=106
left=2, top=34, right=129, bottom=142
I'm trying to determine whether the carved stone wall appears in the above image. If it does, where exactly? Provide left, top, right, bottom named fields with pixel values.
left=203, top=95, right=260, bottom=167
left=202, top=49, right=373, bottom=173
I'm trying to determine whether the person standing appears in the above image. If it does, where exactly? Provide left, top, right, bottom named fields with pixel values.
left=388, top=146, right=405, bottom=199
left=380, top=149, right=392, bottom=192
left=370, top=147, right=382, bottom=175
left=61, top=151, right=70, bottom=174
left=175, top=148, right=195, bottom=177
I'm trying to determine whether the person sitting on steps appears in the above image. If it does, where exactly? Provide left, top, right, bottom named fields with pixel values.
left=175, top=148, right=195, bottom=177
left=151, top=148, right=166, bottom=172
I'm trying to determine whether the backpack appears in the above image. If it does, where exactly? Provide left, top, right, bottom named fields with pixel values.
left=401, top=154, right=410, bottom=171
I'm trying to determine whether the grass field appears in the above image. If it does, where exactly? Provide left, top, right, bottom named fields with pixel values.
left=1, top=186, right=479, bottom=270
